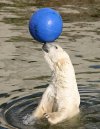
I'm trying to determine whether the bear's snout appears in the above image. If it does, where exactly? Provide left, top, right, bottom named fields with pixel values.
left=42, top=43, right=49, bottom=53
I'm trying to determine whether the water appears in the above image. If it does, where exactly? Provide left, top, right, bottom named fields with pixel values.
left=0, top=0, right=100, bottom=129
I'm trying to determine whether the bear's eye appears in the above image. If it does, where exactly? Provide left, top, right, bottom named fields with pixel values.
left=55, top=46, right=58, bottom=49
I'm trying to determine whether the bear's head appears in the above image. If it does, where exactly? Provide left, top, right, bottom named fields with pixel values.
left=42, top=43, right=70, bottom=71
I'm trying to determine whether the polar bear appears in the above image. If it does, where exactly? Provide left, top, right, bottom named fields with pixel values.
left=23, top=43, right=80, bottom=125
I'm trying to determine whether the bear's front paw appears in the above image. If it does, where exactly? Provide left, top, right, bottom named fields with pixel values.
left=44, top=113, right=57, bottom=125
left=23, top=114, right=36, bottom=125
left=44, top=113, right=50, bottom=119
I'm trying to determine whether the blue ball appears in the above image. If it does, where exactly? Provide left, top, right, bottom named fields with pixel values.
left=29, top=8, right=63, bottom=43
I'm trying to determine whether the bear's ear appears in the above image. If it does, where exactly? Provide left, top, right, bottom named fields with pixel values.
left=55, top=58, right=67, bottom=71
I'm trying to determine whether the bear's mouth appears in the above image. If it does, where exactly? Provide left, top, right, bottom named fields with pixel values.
left=42, top=43, right=49, bottom=53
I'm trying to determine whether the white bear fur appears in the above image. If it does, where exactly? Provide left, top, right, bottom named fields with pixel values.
left=23, top=44, right=80, bottom=125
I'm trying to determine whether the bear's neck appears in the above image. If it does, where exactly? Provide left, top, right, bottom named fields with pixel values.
left=52, top=65, right=77, bottom=88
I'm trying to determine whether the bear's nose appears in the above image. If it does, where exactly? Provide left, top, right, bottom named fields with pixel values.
left=42, top=43, right=49, bottom=53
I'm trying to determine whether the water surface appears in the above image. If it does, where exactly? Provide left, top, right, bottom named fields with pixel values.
left=0, top=0, right=100, bottom=129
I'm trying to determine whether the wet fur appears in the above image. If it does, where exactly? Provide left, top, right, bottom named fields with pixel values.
left=23, top=44, right=80, bottom=125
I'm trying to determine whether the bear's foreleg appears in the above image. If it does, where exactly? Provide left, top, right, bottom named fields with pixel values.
left=44, top=109, right=68, bottom=125
left=23, top=85, right=54, bottom=125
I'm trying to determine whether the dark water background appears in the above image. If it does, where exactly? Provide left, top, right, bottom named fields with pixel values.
left=0, top=0, right=100, bottom=129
